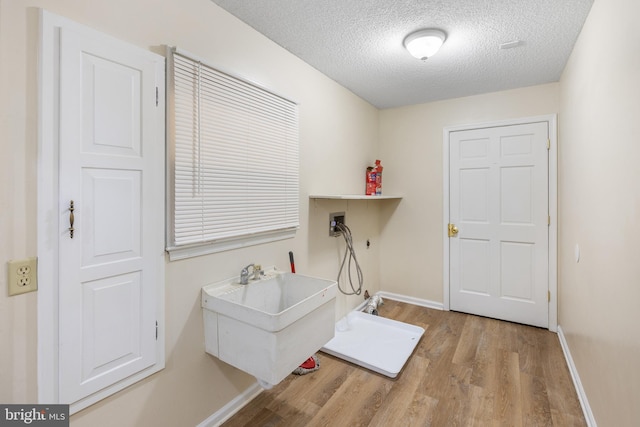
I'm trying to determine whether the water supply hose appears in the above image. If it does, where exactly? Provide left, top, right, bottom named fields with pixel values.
left=335, top=222, right=363, bottom=296
left=364, top=295, right=384, bottom=315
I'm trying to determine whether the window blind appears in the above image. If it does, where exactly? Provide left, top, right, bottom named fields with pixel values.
left=167, top=50, right=299, bottom=258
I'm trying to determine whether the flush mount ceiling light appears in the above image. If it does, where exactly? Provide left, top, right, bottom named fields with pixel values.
left=403, top=29, right=446, bottom=60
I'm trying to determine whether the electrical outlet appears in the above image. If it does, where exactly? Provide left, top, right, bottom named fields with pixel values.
left=329, top=212, right=346, bottom=237
left=8, top=257, right=38, bottom=296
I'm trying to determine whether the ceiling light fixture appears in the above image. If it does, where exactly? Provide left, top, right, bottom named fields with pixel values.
left=403, top=29, right=446, bottom=60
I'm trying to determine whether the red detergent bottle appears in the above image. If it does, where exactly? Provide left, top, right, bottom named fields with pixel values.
left=366, top=166, right=376, bottom=195
left=374, top=160, right=383, bottom=195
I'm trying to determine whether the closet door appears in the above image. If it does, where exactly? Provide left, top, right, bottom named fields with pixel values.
left=54, top=17, right=165, bottom=408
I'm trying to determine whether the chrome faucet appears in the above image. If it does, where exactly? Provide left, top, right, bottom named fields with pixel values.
left=239, top=264, right=255, bottom=285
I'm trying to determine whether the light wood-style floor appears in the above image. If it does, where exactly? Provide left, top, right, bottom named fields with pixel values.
left=221, top=300, right=586, bottom=426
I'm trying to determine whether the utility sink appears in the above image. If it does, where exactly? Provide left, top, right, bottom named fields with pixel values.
left=202, top=269, right=337, bottom=386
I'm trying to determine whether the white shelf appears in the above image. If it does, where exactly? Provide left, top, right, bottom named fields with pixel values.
left=309, top=194, right=402, bottom=200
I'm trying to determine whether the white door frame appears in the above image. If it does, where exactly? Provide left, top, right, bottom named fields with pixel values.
left=37, top=9, right=165, bottom=411
left=442, top=114, right=557, bottom=331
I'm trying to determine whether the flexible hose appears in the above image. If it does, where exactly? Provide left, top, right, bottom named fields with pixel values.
left=335, top=222, right=363, bottom=296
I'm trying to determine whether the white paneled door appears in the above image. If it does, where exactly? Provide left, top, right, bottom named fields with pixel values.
left=55, top=23, right=165, bottom=406
left=449, top=122, right=549, bottom=328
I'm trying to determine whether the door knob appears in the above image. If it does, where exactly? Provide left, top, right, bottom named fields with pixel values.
left=448, top=223, right=459, bottom=237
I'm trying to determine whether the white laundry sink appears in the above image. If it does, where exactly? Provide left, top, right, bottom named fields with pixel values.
left=202, top=270, right=337, bottom=386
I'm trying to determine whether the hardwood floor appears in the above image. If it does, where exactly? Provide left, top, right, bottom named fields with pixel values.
left=221, top=300, right=586, bottom=426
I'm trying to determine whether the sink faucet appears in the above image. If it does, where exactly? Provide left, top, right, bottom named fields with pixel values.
left=240, top=264, right=255, bottom=285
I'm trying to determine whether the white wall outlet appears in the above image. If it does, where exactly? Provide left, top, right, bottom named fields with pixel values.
left=8, top=257, right=38, bottom=296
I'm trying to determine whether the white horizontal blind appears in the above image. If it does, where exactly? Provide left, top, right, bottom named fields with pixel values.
left=169, top=51, right=299, bottom=254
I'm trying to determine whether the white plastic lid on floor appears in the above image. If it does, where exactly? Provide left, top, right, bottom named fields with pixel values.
left=321, top=310, right=425, bottom=378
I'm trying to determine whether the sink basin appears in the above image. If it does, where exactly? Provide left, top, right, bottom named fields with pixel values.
left=202, top=270, right=337, bottom=385
left=203, top=271, right=337, bottom=332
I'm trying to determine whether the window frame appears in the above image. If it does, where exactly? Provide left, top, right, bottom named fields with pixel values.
left=165, top=47, right=300, bottom=261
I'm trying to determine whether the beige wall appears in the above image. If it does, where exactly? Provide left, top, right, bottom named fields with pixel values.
left=378, top=84, right=560, bottom=301
left=0, top=1, right=379, bottom=425
left=559, top=0, right=640, bottom=425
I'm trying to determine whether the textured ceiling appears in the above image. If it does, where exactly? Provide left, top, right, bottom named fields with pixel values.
left=211, top=0, right=594, bottom=109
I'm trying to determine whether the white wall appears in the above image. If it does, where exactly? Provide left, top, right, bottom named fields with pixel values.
left=378, top=84, right=560, bottom=302
left=0, top=1, right=379, bottom=425
left=559, top=0, right=640, bottom=425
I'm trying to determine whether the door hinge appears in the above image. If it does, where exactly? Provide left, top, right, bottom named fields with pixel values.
left=548, top=215, right=551, bottom=226
left=155, top=87, right=159, bottom=106
left=548, top=291, right=551, bottom=302
left=547, top=139, right=550, bottom=150
left=155, top=321, right=158, bottom=340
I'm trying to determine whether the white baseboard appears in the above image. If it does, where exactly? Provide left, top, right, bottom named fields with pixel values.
left=556, top=326, right=597, bottom=427
left=196, top=383, right=263, bottom=427
left=376, top=291, right=444, bottom=311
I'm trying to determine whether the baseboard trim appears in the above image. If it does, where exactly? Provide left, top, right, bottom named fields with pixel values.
left=196, top=383, right=263, bottom=427
left=376, top=291, right=444, bottom=311
left=557, top=326, right=597, bottom=427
